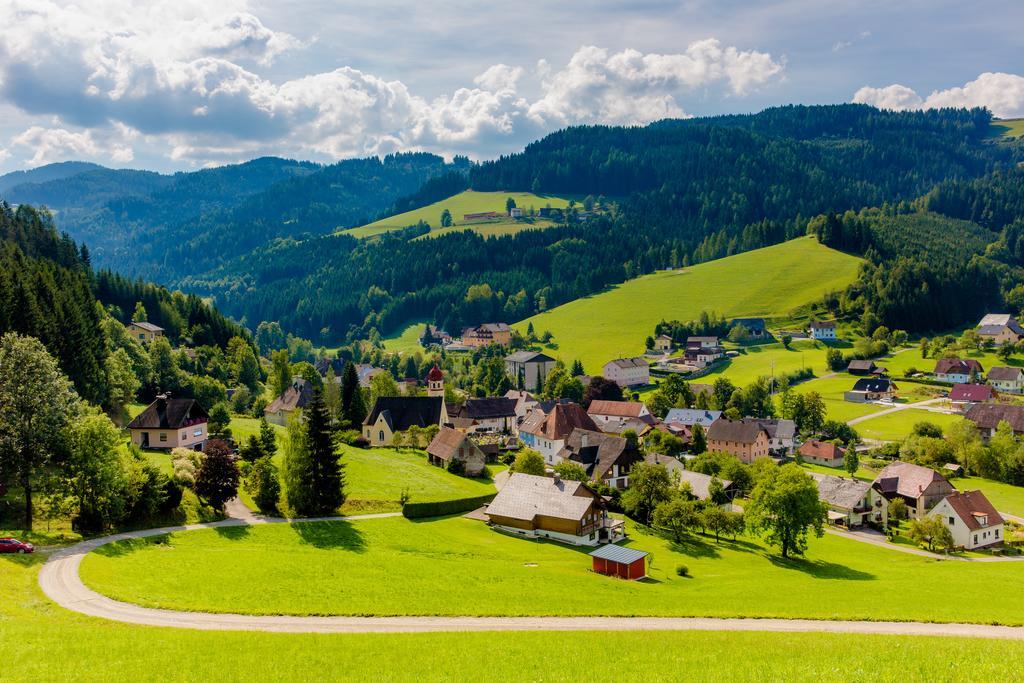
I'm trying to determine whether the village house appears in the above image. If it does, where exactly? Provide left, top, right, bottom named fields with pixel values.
left=949, top=383, right=997, bottom=411
left=987, top=366, right=1024, bottom=394
left=976, top=313, right=1024, bottom=346
left=686, top=336, right=720, bottom=350
left=872, top=462, right=956, bottom=519
left=706, top=419, right=771, bottom=464
left=602, top=357, right=651, bottom=387
left=264, top=378, right=315, bottom=426
left=449, top=397, right=517, bottom=433
left=505, top=351, right=557, bottom=392
left=484, top=472, right=623, bottom=546
left=653, top=334, right=674, bottom=352
left=425, top=427, right=487, bottom=477
left=933, top=358, right=984, bottom=384
left=314, top=358, right=345, bottom=379
left=462, top=323, right=512, bottom=348
left=844, top=377, right=898, bottom=403
left=664, top=408, right=722, bottom=431
left=586, top=400, right=653, bottom=434
left=420, top=324, right=451, bottom=347
left=808, top=320, right=837, bottom=340
left=730, top=318, right=767, bottom=339
left=362, top=396, right=448, bottom=446
left=811, top=473, right=888, bottom=529
left=930, top=490, right=1005, bottom=550
left=753, top=418, right=797, bottom=454
left=503, top=389, right=539, bottom=424
left=646, top=453, right=738, bottom=503
left=557, top=429, right=643, bottom=489
left=799, top=439, right=845, bottom=468
left=354, top=364, right=387, bottom=389
left=509, top=207, right=523, bottom=218
left=965, top=403, right=1024, bottom=438
left=847, top=359, right=887, bottom=376
left=684, top=344, right=725, bottom=368
left=518, top=402, right=598, bottom=464
left=127, top=320, right=164, bottom=343
left=127, top=394, right=208, bottom=451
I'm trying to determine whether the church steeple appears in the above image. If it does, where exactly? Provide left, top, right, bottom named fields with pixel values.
left=426, top=364, right=445, bottom=397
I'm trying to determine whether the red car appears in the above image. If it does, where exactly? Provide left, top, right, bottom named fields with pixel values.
left=0, top=537, right=34, bottom=554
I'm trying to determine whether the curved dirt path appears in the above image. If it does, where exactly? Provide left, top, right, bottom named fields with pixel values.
left=37, top=514, right=1024, bottom=638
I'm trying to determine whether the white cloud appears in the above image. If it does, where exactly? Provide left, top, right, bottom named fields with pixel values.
left=0, top=1, right=783, bottom=166
left=853, top=72, right=1024, bottom=119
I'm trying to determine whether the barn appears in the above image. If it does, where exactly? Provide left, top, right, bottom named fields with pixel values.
left=589, top=544, right=648, bottom=580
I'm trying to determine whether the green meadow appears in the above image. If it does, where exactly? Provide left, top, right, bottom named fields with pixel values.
left=515, top=237, right=862, bottom=372
left=81, top=514, right=1024, bottom=624
left=992, top=118, right=1024, bottom=139
left=345, top=190, right=572, bottom=239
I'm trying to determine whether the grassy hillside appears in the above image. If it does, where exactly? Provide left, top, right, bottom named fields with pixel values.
left=516, top=237, right=862, bottom=372
left=992, top=118, right=1024, bottom=139
left=346, top=190, right=572, bottom=238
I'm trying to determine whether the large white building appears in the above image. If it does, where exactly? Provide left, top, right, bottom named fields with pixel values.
left=602, top=357, right=650, bottom=387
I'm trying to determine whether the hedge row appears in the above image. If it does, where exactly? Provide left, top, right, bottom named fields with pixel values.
left=402, top=493, right=497, bottom=519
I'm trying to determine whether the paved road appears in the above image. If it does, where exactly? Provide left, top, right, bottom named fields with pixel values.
left=37, top=514, right=1024, bottom=638
left=825, top=527, right=1024, bottom=563
left=847, top=397, right=949, bottom=426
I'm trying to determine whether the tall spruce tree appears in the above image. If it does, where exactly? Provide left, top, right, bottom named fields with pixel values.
left=341, top=361, right=367, bottom=428
left=285, top=389, right=345, bottom=516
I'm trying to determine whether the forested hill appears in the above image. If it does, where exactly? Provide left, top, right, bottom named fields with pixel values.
left=187, top=105, right=1019, bottom=343
left=0, top=152, right=453, bottom=281
left=0, top=202, right=249, bottom=405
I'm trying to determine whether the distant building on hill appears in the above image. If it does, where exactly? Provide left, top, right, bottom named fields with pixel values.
left=127, top=320, right=164, bottom=343
left=808, top=320, right=837, bottom=340
left=128, top=394, right=208, bottom=451
left=265, top=378, right=315, bottom=426
left=461, top=323, right=511, bottom=348
left=602, top=357, right=650, bottom=387
left=505, top=351, right=557, bottom=392
left=976, top=313, right=1024, bottom=346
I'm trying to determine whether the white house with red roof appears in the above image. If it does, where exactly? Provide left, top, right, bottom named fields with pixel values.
left=930, top=490, right=1005, bottom=549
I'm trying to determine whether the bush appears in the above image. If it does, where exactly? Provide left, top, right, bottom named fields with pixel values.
left=351, top=436, right=371, bottom=449
left=244, top=456, right=281, bottom=514
left=446, top=458, right=466, bottom=476
left=402, top=494, right=496, bottom=519
left=171, top=447, right=203, bottom=488
left=676, top=564, right=690, bottom=577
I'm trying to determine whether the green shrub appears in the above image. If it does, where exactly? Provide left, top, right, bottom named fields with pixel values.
left=676, top=564, right=689, bottom=577
left=402, top=494, right=496, bottom=519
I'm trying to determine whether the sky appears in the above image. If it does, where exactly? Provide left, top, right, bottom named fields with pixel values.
left=0, top=0, right=1022, bottom=173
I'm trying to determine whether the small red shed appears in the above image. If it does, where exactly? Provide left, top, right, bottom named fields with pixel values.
left=589, top=544, right=648, bottom=580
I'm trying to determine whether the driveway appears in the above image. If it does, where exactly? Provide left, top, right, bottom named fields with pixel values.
left=847, top=397, right=949, bottom=426
left=36, top=514, right=1024, bottom=638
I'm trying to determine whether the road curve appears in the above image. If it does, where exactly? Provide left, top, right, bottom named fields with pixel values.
left=37, top=513, right=1024, bottom=638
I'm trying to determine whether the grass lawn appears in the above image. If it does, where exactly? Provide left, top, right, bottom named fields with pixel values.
left=993, top=118, right=1024, bottom=139
left=883, top=347, right=1024, bottom=377
left=382, top=320, right=430, bottom=354
left=81, top=514, right=1024, bottom=624
left=785, top=371, right=888, bottom=423
left=958, top=475, right=1024, bottom=518
left=2, top=557, right=1019, bottom=682
left=515, top=238, right=862, bottom=372
left=853, top=409, right=962, bottom=442
left=346, top=190, right=572, bottom=239
left=705, top=339, right=836, bottom=386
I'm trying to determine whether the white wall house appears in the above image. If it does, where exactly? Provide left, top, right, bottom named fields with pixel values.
left=602, top=357, right=650, bottom=387
left=808, top=321, right=837, bottom=340
left=930, top=491, right=1005, bottom=550
left=988, top=366, right=1024, bottom=394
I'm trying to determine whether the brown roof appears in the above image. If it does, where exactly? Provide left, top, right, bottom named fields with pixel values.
left=587, top=400, right=647, bottom=418
left=128, top=396, right=208, bottom=430
left=520, top=402, right=597, bottom=440
left=933, top=358, right=984, bottom=376
left=707, top=419, right=766, bottom=445
left=988, top=366, right=1024, bottom=382
left=266, top=379, right=314, bottom=414
left=426, top=427, right=479, bottom=462
left=799, top=439, right=845, bottom=461
left=872, top=462, right=952, bottom=500
left=811, top=473, right=872, bottom=510
left=942, top=490, right=1004, bottom=531
left=558, top=428, right=643, bottom=481
left=485, top=473, right=597, bottom=523
left=965, top=403, right=1024, bottom=432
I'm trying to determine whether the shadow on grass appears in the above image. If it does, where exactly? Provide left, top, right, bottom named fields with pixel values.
left=0, top=551, right=45, bottom=567
left=213, top=524, right=251, bottom=541
left=93, top=535, right=168, bottom=558
left=290, top=520, right=366, bottom=552
left=667, top=536, right=721, bottom=559
left=767, top=554, right=875, bottom=581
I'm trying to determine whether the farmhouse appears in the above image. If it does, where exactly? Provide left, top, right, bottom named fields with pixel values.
left=949, top=383, right=996, bottom=410
left=644, top=454, right=736, bottom=502
left=987, top=366, right=1024, bottom=394
left=799, top=439, right=845, bottom=468
left=127, top=394, right=208, bottom=451
left=976, top=313, right=1024, bottom=346
left=933, top=358, right=984, bottom=384
left=808, top=321, right=837, bottom=340
left=686, top=336, right=720, bottom=349
left=847, top=359, right=886, bottom=376
left=420, top=324, right=451, bottom=347
left=654, top=334, right=674, bottom=352
left=519, top=402, right=598, bottom=464
left=931, top=490, right=1005, bottom=550
left=872, top=462, right=955, bottom=519
left=684, top=344, right=725, bottom=368
left=730, top=318, right=767, bottom=339
left=753, top=418, right=797, bottom=454
left=504, top=389, right=539, bottom=422
left=449, top=397, right=517, bottom=433
left=505, top=351, right=557, bottom=392
left=462, top=323, right=511, bottom=348
left=558, top=428, right=643, bottom=489
left=706, top=419, right=771, bottom=464
left=509, top=207, right=523, bottom=218
left=484, top=472, right=622, bottom=546
left=587, top=400, right=653, bottom=433
left=664, top=408, right=722, bottom=431
left=127, top=320, right=164, bottom=343
left=602, top=357, right=650, bottom=387
left=844, top=378, right=898, bottom=403
left=425, top=427, right=487, bottom=477
left=965, top=403, right=1024, bottom=438
left=811, top=473, right=887, bottom=529
left=362, top=396, right=448, bottom=446
left=264, top=378, right=315, bottom=426
left=589, top=544, right=648, bottom=580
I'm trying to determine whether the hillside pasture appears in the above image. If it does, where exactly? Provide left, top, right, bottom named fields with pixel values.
left=992, top=118, right=1024, bottom=139
left=515, top=238, right=862, bottom=372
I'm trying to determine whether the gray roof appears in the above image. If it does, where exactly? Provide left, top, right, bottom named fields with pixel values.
left=505, top=351, right=555, bottom=364
left=811, top=472, right=871, bottom=509
left=664, top=408, right=721, bottom=428
left=978, top=314, right=1024, bottom=334
left=605, top=357, right=648, bottom=369
left=558, top=428, right=642, bottom=481
left=754, top=418, right=796, bottom=440
left=130, top=321, right=164, bottom=332
left=485, top=473, right=595, bottom=523
left=851, top=378, right=897, bottom=393
left=677, top=468, right=733, bottom=500
left=988, top=366, right=1024, bottom=381
left=363, top=396, right=444, bottom=431
left=589, top=543, right=648, bottom=564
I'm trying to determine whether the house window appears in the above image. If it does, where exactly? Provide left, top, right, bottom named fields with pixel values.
left=159, top=432, right=167, bottom=442
left=974, top=534, right=978, bottom=545
left=378, top=430, right=384, bottom=442
left=996, top=528, right=1001, bottom=538
left=193, top=429, right=203, bottom=437
left=949, top=516, right=955, bottom=525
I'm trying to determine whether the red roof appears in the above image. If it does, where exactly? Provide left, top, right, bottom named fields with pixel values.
left=427, top=364, right=444, bottom=382
left=798, top=439, right=845, bottom=461
left=949, top=383, right=995, bottom=402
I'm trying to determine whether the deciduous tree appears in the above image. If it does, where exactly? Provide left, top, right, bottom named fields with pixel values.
left=746, top=463, right=826, bottom=558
